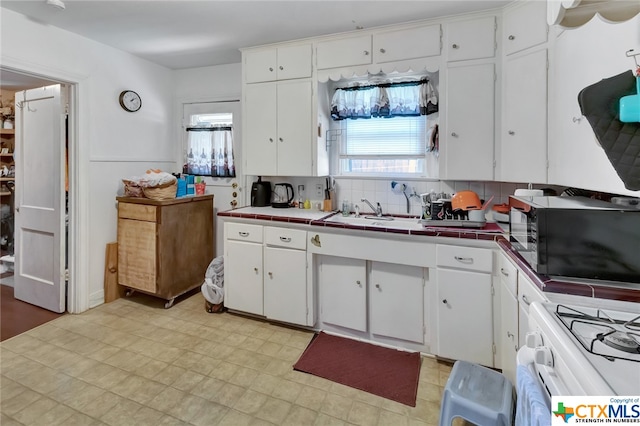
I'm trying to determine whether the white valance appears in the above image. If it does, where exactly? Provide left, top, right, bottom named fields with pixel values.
left=317, top=57, right=440, bottom=83
left=548, top=0, right=640, bottom=28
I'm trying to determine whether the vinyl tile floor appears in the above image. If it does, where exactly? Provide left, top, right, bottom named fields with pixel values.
left=0, top=292, right=453, bottom=426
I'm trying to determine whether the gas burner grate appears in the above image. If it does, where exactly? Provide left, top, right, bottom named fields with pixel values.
left=554, top=304, right=640, bottom=363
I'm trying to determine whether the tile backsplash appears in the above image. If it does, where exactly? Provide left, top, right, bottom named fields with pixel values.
left=258, top=176, right=562, bottom=217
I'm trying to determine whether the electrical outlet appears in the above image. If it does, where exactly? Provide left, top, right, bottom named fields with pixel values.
left=315, top=184, right=324, bottom=198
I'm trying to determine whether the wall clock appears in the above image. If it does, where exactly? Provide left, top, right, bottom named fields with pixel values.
left=119, top=90, right=142, bottom=112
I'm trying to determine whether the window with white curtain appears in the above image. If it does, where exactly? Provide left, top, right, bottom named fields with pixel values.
left=330, top=76, right=439, bottom=176
left=185, top=112, right=236, bottom=177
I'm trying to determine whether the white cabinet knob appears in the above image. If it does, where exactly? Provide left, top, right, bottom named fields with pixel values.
left=375, top=284, right=381, bottom=289
left=269, top=138, right=274, bottom=143
left=364, top=50, right=370, bottom=56
left=508, top=130, right=515, bottom=135
left=269, top=67, right=273, bottom=72
left=452, top=43, right=459, bottom=49
left=451, top=132, right=458, bottom=137
left=356, top=280, right=361, bottom=286
left=379, top=48, right=386, bottom=53
left=253, top=267, right=258, bottom=273
left=279, top=137, right=283, bottom=142
left=279, top=66, right=283, bottom=70
left=508, top=35, right=515, bottom=41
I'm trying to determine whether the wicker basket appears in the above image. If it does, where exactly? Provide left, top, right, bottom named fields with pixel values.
left=122, top=179, right=144, bottom=198
left=142, top=180, right=177, bottom=200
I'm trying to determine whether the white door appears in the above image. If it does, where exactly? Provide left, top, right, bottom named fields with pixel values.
left=14, top=85, right=66, bottom=312
left=225, top=239, right=263, bottom=315
left=263, top=246, right=307, bottom=325
left=319, top=256, right=367, bottom=332
left=183, top=101, right=242, bottom=257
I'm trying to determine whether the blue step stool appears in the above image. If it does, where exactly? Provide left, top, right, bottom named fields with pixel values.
left=440, top=360, right=514, bottom=426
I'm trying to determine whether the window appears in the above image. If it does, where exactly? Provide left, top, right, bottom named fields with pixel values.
left=330, top=77, right=438, bottom=176
left=339, top=116, right=427, bottom=175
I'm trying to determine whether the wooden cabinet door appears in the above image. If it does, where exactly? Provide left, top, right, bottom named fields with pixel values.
left=316, top=35, right=372, bottom=70
left=444, top=63, right=495, bottom=180
left=503, top=1, right=547, bottom=56
left=277, top=44, right=312, bottom=80
left=245, top=49, right=277, bottom=83
left=117, top=218, right=157, bottom=293
left=500, top=278, right=519, bottom=384
left=446, top=16, right=495, bottom=62
left=370, top=262, right=424, bottom=343
left=319, top=256, right=367, bottom=332
left=276, top=80, right=313, bottom=176
left=244, top=83, right=277, bottom=175
left=373, top=24, right=441, bottom=63
left=225, top=240, right=264, bottom=315
left=502, top=48, right=548, bottom=183
left=264, top=246, right=307, bottom=325
left=437, top=268, right=493, bottom=367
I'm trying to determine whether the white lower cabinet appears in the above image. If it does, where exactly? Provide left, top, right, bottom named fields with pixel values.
left=225, top=223, right=264, bottom=315
left=225, top=222, right=311, bottom=326
left=517, top=272, right=547, bottom=348
left=436, top=244, right=494, bottom=367
left=497, top=251, right=519, bottom=384
left=370, top=261, right=425, bottom=344
left=318, top=256, right=367, bottom=332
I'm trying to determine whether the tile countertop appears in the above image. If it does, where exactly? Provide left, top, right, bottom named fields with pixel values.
left=218, top=206, right=507, bottom=241
left=497, top=239, right=640, bottom=305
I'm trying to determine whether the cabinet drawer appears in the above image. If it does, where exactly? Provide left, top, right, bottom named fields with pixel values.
left=118, top=203, right=156, bottom=222
left=518, top=273, right=546, bottom=314
left=498, top=251, right=518, bottom=297
left=226, top=222, right=263, bottom=243
left=264, top=226, right=306, bottom=250
left=446, top=16, right=496, bottom=62
left=436, top=245, right=492, bottom=273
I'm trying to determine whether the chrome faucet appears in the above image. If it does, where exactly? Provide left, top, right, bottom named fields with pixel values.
left=361, top=198, right=383, bottom=217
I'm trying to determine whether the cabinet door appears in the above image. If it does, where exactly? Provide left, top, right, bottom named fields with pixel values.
left=373, top=24, right=441, bottom=63
left=500, top=279, right=519, bottom=385
left=264, top=246, right=307, bottom=325
left=319, top=256, right=367, bottom=332
left=502, top=48, right=547, bottom=183
left=277, top=44, right=312, bottom=80
left=503, top=1, right=547, bottom=56
left=370, top=262, right=424, bottom=343
left=517, top=273, right=546, bottom=348
left=244, top=83, right=277, bottom=176
left=444, top=63, right=495, bottom=180
left=225, top=240, right=264, bottom=315
left=446, top=16, right=495, bottom=62
left=117, top=218, right=157, bottom=293
left=245, top=49, right=277, bottom=83
left=316, top=35, right=372, bottom=70
left=437, top=268, right=493, bottom=366
left=276, top=80, right=313, bottom=176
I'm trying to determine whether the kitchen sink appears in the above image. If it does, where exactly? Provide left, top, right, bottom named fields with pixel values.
left=324, top=214, right=424, bottom=231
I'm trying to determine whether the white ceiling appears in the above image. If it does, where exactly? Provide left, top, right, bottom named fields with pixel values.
left=1, top=0, right=512, bottom=71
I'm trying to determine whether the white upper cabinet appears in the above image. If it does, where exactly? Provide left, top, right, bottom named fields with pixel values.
left=244, top=44, right=312, bottom=83
left=443, top=63, right=495, bottom=181
left=501, top=48, right=548, bottom=184
left=503, top=1, right=548, bottom=56
left=316, top=35, right=372, bottom=70
left=373, top=24, right=441, bottom=63
left=446, top=16, right=496, bottom=62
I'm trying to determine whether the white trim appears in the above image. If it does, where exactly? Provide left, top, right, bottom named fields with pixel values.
left=89, top=290, right=105, bottom=309
left=1, top=56, right=90, bottom=314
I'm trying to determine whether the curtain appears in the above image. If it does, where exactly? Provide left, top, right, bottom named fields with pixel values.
left=331, top=80, right=438, bottom=120
left=185, top=126, right=235, bottom=177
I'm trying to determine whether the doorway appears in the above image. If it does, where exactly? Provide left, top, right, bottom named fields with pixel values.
left=0, top=68, right=73, bottom=319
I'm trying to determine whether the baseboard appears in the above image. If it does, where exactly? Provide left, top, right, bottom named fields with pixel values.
left=89, top=290, right=104, bottom=308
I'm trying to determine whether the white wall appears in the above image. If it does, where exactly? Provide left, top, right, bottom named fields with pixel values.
left=1, top=8, right=176, bottom=309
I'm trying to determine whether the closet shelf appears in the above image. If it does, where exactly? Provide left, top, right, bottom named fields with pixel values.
left=0, top=129, right=15, bottom=135
left=0, top=178, right=15, bottom=182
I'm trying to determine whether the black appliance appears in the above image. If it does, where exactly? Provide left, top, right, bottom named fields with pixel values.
left=271, top=183, right=294, bottom=208
left=509, top=195, right=640, bottom=283
left=250, top=176, right=271, bottom=207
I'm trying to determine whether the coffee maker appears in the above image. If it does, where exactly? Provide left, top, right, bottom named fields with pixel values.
left=250, top=177, right=271, bottom=207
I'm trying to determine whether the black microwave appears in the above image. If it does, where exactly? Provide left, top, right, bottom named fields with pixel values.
left=509, top=195, right=640, bottom=283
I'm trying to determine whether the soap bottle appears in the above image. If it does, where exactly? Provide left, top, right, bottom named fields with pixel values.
left=304, top=199, right=311, bottom=209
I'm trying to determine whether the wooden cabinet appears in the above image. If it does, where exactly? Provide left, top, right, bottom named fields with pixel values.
left=436, top=245, right=494, bottom=367
left=443, top=63, right=495, bottom=180
left=503, top=1, right=547, bottom=56
left=372, top=24, right=441, bottom=63
left=445, top=16, right=496, bottom=62
left=370, top=261, right=424, bottom=343
left=244, top=44, right=312, bottom=83
left=225, top=222, right=264, bottom=315
left=116, top=195, right=214, bottom=308
left=316, top=35, right=372, bottom=70
left=318, top=256, right=367, bottom=332
left=501, top=47, right=548, bottom=183
left=263, top=226, right=308, bottom=325
left=497, top=251, right=519, bottom=384
left=243, top=80, right=314, bottom=176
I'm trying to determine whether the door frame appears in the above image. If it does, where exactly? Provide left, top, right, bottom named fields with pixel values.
left=1, top=59, right=90, bottom=314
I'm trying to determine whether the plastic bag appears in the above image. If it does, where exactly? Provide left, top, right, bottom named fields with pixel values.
left=201, top=255, right=224, bottom=308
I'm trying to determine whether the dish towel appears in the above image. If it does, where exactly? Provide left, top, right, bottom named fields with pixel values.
left=516, top=364, right=551, bottom=426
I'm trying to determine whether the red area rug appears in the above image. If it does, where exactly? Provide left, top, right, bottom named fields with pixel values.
left=293, top=331, right=421, bottom=406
